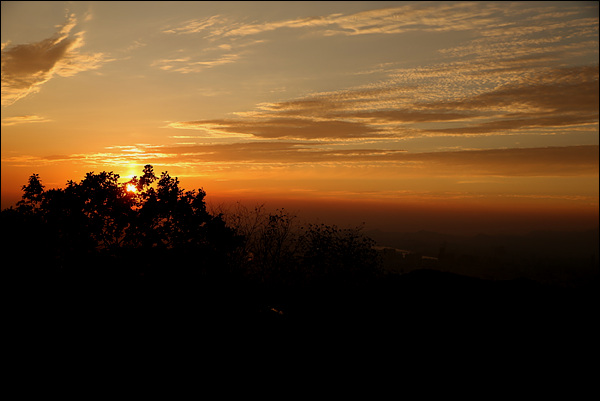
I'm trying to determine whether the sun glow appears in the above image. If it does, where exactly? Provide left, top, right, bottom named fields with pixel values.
left=126, top=183, right=137, bottom=193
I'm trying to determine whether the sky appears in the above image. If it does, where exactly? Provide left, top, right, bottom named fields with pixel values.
left=1, top=1, right=598, bottom=235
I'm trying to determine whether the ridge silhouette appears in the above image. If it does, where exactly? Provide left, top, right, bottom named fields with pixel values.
left=3, top=165, right=597, bottom=347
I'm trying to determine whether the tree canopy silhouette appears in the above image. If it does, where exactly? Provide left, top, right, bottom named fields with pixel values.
left=2, top=165, right=381, bottom=293
left=6, top=165, right=587, bottom=335
left=3, top=165, right=243, bottom=285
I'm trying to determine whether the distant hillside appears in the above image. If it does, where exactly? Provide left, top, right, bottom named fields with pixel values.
left=369, top=228, right=599, bottom=288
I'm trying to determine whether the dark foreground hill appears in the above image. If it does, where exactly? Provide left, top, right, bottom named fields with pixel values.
left=13, top=261, right=597, bottom=390
left=370, top=228, right=599, bottom=287
left=19, top=264, right=596, bottom=335
left=5, top=168, right=598, bottom=375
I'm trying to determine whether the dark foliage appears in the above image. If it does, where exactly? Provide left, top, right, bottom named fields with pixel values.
left=4, top=166, right=241, bottom=277
left=3, top=165, right=384, bottom=325
left=4, top=163, right=597, bottom=367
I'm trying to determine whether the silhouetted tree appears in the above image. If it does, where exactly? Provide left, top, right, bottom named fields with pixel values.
left=3, top=165, right=383, bottom=323
left=221, top=204, right=381, bottom=288
left=297, top=223, right=381, bottom=286
left=2, top=166, right=241, bottom=280
left=19, top=173, right=44, bottom=209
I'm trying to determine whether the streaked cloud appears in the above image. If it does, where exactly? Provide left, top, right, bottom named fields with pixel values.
left=151, top=31, right=265, bottom=74
left=1, top=13, right=110, bottom=106
left=156, top=143, right=600, bottom=177
left=162, top=15, right=232, bottom=35
left=170, top=63, right=598, bottom=140
left=1, top=114, right=51, bottom=126
left=421, top=65, right=599, bottom=134
left=151, top=52, right=242, bottom=73
left=162, top=1, right=596, bottom=140
left=4, top=143, right=596, bottom=178
left=2, top=1, right=597, bottom=219
left=164, top=1, right=597, bottom=42
left=411, top=145, right=599, bottom=177
left=164, top=2, right=504, bottom=39
left=168, top=118, right=386, bottom=140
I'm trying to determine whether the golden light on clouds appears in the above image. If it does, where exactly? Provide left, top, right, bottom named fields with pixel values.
left=2, top=1, right=598, bottom=233
left=1, top=12, right=110, bottom=106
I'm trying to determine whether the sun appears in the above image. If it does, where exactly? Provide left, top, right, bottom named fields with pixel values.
left=126, top=183, right=137, bottom=193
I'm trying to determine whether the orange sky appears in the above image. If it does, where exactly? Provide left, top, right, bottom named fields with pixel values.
left=1, top=1, right=598, bottom=234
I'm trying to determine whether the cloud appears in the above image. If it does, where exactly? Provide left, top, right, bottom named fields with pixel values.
left=411, top=145, right=599, bottom=177
left=221, top=14, right=336, bottom=37
left=421, top=65, right=599, bottom=135
left=164, top=2, right=597, bottom=42
left=324, top=2, right=503, bottom=37
left=1, top=14, right=110, bottom=106
left=154, top=1, right=598, bottom=88
left=162, top=15, right=231, bottom=35
left=163, top=13, right=334, bottom=38
left=449, top=65, right=599, bottom=112
left=168, top=118, right=386, bottom=140
left=253, top=85, right=419, bottom=116
left=3, top=140, right=597, bottom=178
left=169, top=62, right=598, bottom=141
left=166, top=2, right=502, bottom=39
left=179, top=3, right=595, bottom=141
left=152, top=32, right=266, bottom=74
left=163, top=143, right=599, bottom=177
left=151, top=52, right=242, bottom=73
left=1, top=115, right=52, bottom=126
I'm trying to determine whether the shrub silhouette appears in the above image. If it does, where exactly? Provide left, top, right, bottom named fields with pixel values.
left=219, top=203, right=381, bottom=288
left=296, top=222, right=380, bottom=286
left=3, top=165, right=381, bottom=305
left=6, top=166, right=589, bottom=334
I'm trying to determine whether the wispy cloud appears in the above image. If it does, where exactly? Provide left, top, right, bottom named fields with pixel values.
left=156, top=2, right=515, bottom=75
left=4, top=143, right=596, bottom=178
left=1, top=13, right=111, bottom=106
left=163, top=2, right=597, bottom=42
left=168, top=118, right=385, bottom=140
left=164, top=2, right=503, bottom=39
left=163, top=1, right=597, bottom=140
left=169, top=63, right=598, bottom=141
left=157, top=1, right=597, bottom=88
left=418, top=65, right=600, bottom=134
left=412, top=145, right=599, bottom=177
left=1, top=114, right=52, bottom=126
left=151, top=52, right=242, bottom=73
left=162, top=15, right=232, bottom=35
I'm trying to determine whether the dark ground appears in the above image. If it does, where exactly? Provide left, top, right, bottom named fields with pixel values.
left=12, top=263, right=597, bottom=393
left=20, top=265, right=597, bottom=336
